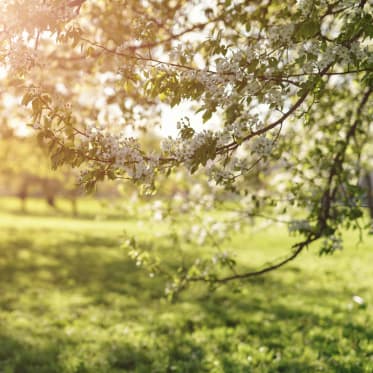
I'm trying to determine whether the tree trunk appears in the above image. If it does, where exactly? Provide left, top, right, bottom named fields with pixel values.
left=364, top=172, right=373, bottom=233
left=71, top=198, right=78, bottom=217
left=18, top=183, right=28, bottom=213
left=42, top=179, right=58, bottom=210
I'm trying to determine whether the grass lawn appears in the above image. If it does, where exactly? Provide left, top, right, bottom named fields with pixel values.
left=0, top=197, right=372, bottom=372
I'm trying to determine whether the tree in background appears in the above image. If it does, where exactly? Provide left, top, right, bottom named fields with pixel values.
left=0, top=125, right=82, bottom=214
left=0, top=0, right=372, bottom=290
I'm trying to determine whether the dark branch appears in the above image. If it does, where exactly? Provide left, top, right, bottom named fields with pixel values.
left=188, top=234, right=319, bottom=284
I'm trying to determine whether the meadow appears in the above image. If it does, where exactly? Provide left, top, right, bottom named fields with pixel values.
left=0, top=198, right=372, bottom=372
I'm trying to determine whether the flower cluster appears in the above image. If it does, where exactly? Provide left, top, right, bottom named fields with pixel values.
left=7, top=44, right=39, bottom=74
left=296, top=0, right=314, bottom=18
left=268, top=24, right=295, bottom=44
left=251, top=136, right=273, bottom=157
left=182, top=215, right=232, bottom=245
left=80, top=124, right=160, bottom=183
left=161, top=129, right=218, bottom=165
left=226, top=113, right=261, bottom=139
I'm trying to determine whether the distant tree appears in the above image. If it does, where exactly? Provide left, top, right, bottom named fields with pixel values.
left=0, top=128, right=82, bottom=214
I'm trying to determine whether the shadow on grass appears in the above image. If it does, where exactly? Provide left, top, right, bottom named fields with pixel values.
left=0, top=227, right=372, bottom=372
left=0, top=332, right=173, bottom=373
left=0, top=334, right=66, bottom=373
left=0, top=231, right=163, bottom=301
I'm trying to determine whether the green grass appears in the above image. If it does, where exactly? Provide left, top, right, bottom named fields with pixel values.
left=0, top=197, right=373, bottom=372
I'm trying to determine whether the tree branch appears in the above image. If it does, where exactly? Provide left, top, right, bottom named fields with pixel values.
left=188, top=234, right=319, bottom=284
